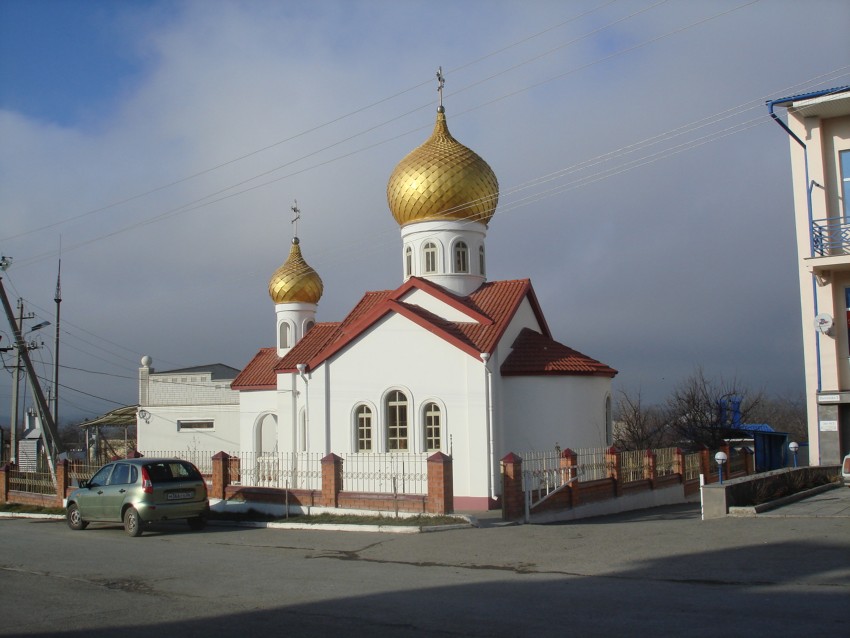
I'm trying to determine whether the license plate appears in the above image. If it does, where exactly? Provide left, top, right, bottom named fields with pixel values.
left=167, top=491, right=193, bottom=500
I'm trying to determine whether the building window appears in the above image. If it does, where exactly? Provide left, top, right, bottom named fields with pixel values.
left=304, top=320, right=315, bottom=334
left=605, top=396, right=612, bottom=446
left=479, top=245, right=486, bottom=276
left=453, top=241, right=469, bottom=273
left=279, top=322, right=290, bottom=348
left=405, top=246, right=413, bottom=277
left=386, top=390, right=409, bottom=450
left=178, top=420, right=214, bottom=432
left=423, top=242, right=437, bottom=274
left=424, top=402, right=441, bottom=451
left=355, top=404, right=373, bottom=451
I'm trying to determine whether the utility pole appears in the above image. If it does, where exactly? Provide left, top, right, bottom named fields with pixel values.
left=53, top=260, right=61, bottom=426
left=0, top=258, right=64, bottom=473
left=9, top=299, right=32, bottom=465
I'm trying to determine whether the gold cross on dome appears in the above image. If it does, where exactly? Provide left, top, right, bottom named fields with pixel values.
left=436, top=66, right=445, bottom=108
left=291, top=200, right=301, bottom=239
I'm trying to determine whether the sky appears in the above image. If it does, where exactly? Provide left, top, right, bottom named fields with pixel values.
left=1, top=0, right=849, bottom=428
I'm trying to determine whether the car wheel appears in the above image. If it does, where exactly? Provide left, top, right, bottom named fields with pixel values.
left=123, top=507, right=143, bottom=537
left=66, top=504, right=88, bottom=530
left=187, top=516, right=207, bottom=531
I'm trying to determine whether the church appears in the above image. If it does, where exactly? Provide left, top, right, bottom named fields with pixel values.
left=226, top=99, right=618, bottom=510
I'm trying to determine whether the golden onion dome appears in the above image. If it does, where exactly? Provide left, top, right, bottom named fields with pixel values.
left=268, top=238, right=324, bottom=304
left=387, top=107, right=499, bottom=227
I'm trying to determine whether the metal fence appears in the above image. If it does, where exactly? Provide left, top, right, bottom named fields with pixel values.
left=8, top=469, right=55, bottom=495
left=574, top=447, right=612, bottom=482
left=133, top=450, right=429, bottom=494
left=340, top=453, right=429, bottom=495
left=519, top=446, right=690, bottom=486
left=234, top=452, right=323, bottom=490
left=684, top=452, right=702, bottom=482
left=67, top=462, right=101, bottom=487
left=519, top=449, right=569, bottom=493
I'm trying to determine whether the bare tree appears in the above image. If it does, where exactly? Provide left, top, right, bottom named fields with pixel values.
left=666, top=368, right=764, bottom=449
left=747, top=394, right=808, bottom=442
left=613, top=389, right=670, bottom=450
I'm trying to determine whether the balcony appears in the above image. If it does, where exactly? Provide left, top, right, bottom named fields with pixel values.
left=812, top=217, right=850, bottom=257
left=806, top=217, right=850, bottom=277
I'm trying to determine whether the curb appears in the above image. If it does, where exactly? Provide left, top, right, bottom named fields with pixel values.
left=0, top=511, right=473, bottom=533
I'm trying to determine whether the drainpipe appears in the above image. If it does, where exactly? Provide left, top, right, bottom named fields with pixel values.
left=480, top=352, right=496, bottom=501
left=766, top=88, right=850, bottom=393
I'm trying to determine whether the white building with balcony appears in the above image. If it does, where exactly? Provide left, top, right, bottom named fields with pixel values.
left=769, top=86, right=850, bottom=465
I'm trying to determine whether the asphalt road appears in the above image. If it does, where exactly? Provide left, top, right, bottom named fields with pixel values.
left=1, top=493, right=848, bottom=637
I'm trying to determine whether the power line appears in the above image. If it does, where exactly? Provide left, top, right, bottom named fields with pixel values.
left=6, top=0, right=758, bottom=268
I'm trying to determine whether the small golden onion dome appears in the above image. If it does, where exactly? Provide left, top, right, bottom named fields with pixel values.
left=387, top=107, right=499, bottom=227
left=268, top=238, right=324, bottom=304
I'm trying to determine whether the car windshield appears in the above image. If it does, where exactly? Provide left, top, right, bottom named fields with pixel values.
left=144, top=461, right=202, bottom=483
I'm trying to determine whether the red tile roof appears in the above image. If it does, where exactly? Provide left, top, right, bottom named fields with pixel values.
left=235, top=276, right=615, bottom=381
left=501, top=327, right=617, bottom=377
left=231, top=348, right=281, bottom=390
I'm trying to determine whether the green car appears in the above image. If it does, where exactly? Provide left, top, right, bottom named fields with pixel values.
left=65, top=458, right=210, bottom=537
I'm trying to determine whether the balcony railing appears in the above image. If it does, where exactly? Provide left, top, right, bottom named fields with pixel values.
left=812, top=217, right=850, bottom=256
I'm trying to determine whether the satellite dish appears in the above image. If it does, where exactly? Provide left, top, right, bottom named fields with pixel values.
left=815, top=313, right=834, bottom=334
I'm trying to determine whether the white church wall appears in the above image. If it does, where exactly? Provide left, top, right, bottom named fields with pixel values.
left=500, top=375, right=612, bottom=455
left=238, top=390, right=279, bottom=455
left=301, top=313, right=493, bottom=500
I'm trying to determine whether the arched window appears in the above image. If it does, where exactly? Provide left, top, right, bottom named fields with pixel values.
left=423, top=242, right=437, bottom=274
left=479, top=245, right=486, bottom=276
left=279, top=322, right=290, bottom=348
left=405, top=246, right=413, bottom=277
left=355, top=404, right=373, bottom=452
left=453, top=241, right=469, bottom=273
left=386, top=390, right=409, bottom=451
left=605, top=395, right=613, bottom=446
left=304, top=320, right=315, bottom=335
left=424, top=402, right=441, bottom=451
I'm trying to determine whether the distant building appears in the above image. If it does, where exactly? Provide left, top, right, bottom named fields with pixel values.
left=769, top=86, right=850, bottom=465
left=137, top=359, right=240, bottom=454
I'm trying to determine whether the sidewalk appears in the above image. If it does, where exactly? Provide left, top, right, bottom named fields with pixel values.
left=757, top=483, right=850, bottom=518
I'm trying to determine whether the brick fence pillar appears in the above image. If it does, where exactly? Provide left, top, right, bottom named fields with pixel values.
left=211, top=451, right=230, bottom=500
left=560, top=448, right=579, bottom=507
left=674, top=447, right=685, bottom=481
left=0, top=463, right=9, bottom=504
left=426, top=452, right=453, bottom=514
left=606, top=446, right=622, bottom=496
left=644, top=450, right=657, bottom=488
left=56, top=458, right=69, bottom=501
left=500, top=453, right=523, bottom=521
left=321, top=453, right=343, bottom=508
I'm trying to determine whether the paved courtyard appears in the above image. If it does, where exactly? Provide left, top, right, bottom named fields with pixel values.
left=0, top=488, right=848, bottom=636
